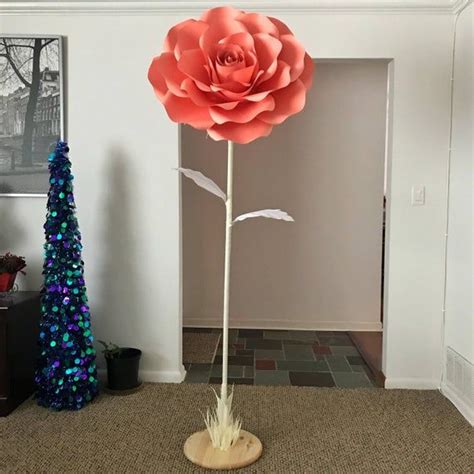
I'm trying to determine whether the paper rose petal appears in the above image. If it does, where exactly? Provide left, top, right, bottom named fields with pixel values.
left=175, top=20, right=208, bottom=59
left=253, top=33, right=282, bottom=74
left=148, top=57, right=168, bottom=100
left=164, top=19, right=193, bottom=52
left=299, top=54, right=315, bottom=90
left=200, top=20, right=247, bottom=54
left=234, top=209, right=294, bottom=224
left=162, top=93, right=214, bottom=129
left=149, top=6, right=314, bottom=143
left=176, top=168, right=226, bottom=201
left=149, top=53, right=187, bottom=98
left=201, top=5, right=240, bottom=23
left=181, top=78, right=217, bottom=106
left=207, top=118, right=273, bottom=144
left=213, top=100, right=240, bottom=110
left=228, top=65, right=255, bottom=85
left=256, top=60, right=291, bottom=92
left=268, top=16, right=293, bottom=36
left=177, top=49, right=209, bottom=85
left=258, top=79, right=306, bottom=125
left=209, top=96, right=275, bottom=125
left=237, top=12, right=279, bottom=36
left=241, top=89, right=270, bottom=102
left=279, top=35, right=306, bottom=81
left=221, top=32, right=255, bottom=51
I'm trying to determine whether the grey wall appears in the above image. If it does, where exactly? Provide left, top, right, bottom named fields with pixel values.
left=182, top=60, right=387, bottom=330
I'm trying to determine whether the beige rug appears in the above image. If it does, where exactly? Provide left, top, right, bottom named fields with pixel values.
left=0, top=384, right=471, bottom=473
left=183, top=332, right=221, bottom=364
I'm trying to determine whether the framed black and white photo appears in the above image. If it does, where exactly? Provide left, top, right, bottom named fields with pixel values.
left=0, top=35, right=64, bottom=196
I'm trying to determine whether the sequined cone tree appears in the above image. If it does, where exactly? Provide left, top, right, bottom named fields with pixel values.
left=35, top=141, right=98, bottom=410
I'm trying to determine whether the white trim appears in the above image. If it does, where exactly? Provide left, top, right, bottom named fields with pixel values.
left=139, top=367, right=186, bottom=383
left=384, top=377, right=439, bottom=389
left=452, top=0, right=473, bottom=14
left=441, top=382, right=474, bottom=426
left=184, top=317, right=382, bottom=332
left=381, top=60, right=394, bottom=379
left=0, top=0, right=462, bottom=15
left=98, top=366, right=186, bottom=384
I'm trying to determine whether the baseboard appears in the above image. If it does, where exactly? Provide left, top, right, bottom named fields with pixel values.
left=384, top=377, right=439, bottom=389
left=184, top=317, right=382, bottom=332
left=441, top=382, right=474, bottom=426
left=140, top=367, right=186, bottom=383
left=97, top=366, right=186, bottom=384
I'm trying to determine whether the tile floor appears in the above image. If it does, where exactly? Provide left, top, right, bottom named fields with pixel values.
left=183, top=328, right=377, bottom=388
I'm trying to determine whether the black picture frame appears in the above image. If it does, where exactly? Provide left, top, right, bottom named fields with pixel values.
left=0, top=35, right=64, bottom=197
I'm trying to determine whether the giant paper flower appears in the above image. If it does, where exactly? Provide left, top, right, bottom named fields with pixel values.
left=148, top=6, right=314, bottom=144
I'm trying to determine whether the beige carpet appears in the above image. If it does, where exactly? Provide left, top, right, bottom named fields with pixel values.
left=183, top=332, right=221, bottom=364
left=0, top=384, right=471, bottom=473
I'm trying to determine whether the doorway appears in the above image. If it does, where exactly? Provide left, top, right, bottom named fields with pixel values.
left=180, top=59, right=390, bottom=388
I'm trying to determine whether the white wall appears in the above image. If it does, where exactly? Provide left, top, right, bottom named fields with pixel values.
left=442, top=2, right=473, bottom=423
left=182, top=60, right=387, bottom=332
left=0, top=14, right=185, bottom=382
left=0, top=1, right=454, bottom=388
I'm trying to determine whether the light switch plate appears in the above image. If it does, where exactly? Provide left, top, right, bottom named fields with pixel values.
left=411, top=185, right=425, bottom=206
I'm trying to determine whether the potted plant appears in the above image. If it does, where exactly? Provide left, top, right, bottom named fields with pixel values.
left=98, top=340, right=142, bottom=391
left=0, top=253, right=26, bottom=292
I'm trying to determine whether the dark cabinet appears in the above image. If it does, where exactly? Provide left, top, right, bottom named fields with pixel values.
left=0, top=291, right=40, bottom=416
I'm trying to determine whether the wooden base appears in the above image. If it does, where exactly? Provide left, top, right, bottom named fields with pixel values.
left=184, top=429, right=262, bottom=470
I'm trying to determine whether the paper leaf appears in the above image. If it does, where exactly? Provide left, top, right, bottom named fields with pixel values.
left=176, top=168, right=226, bottom=201
left=234, top=209, right=294, bottom=224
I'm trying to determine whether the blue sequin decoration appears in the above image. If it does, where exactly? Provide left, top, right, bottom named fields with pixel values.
left=35, top=141, right=98, bottom=411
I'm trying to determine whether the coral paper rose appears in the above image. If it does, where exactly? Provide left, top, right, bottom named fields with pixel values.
left=148, top=6, right=314, bottom=144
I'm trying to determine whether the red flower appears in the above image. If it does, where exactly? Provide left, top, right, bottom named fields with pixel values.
left=148, top=6, right=314, bottom=144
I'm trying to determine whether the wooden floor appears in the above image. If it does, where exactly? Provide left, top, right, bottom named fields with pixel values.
left=348, top=331, right=385, bottom=387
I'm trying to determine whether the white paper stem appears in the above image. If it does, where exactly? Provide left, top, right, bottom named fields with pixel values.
left=221, top=140, right=233, bottom=400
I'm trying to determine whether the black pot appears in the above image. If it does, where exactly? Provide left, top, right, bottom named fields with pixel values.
left=105, top=348, right=142, bottom=391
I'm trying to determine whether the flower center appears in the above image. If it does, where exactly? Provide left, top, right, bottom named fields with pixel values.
left=216, top=45, right=244, bottom=67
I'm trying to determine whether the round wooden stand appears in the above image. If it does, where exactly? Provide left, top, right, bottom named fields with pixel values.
left=183, top=429, right=263, bottom=470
